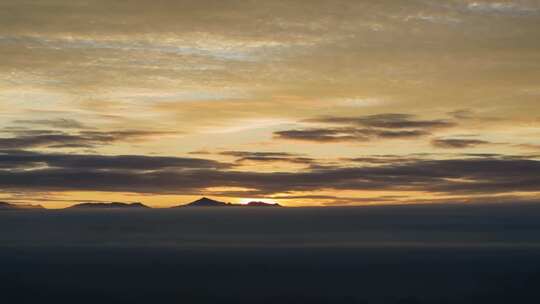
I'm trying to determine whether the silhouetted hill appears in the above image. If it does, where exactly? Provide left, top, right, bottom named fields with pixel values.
left=68, top=202, right=149, bottom=209
left=178, top=197, right=231, bottom=207
left=0, top=202, right=16, bottom=210
left=175, top=197, right=283, bottom=208
left=0, top=201, right=44, bottom=210
left=244, top=201, right=282, bottom=207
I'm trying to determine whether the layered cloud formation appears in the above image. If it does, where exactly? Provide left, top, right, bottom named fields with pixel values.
left=1, top=0, right=539, bottom=207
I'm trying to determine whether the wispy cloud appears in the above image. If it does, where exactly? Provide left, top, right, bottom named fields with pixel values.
left=432, top=138, right=491, bottom=149
left=13, top=118, right=88, bottom=129
left=0, top=129, right=175, bottom=149
left=465, top=1, right=539, bottom=15
left=275, top=113, right=455, bottom=143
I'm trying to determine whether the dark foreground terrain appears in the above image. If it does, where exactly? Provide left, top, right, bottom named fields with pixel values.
left=2, top=203, right=540, bottom=303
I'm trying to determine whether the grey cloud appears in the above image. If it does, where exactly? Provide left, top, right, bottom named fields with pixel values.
left=236, top=156, right=315, bottom=165
left=276, top=113, right=454, bottom=143
left=0, top=150, right=538, bottom=198
left=188, top=150, right=213, bottom=155
left=344, top=156, right=424, bottom=165
left=0, top=150, right=230, bottom=171
left=460, top=153, right=503, bottom=158
left=219, top=151, right=300, bottom=158
left=13, top=118, right=88, bottom=129
left=311, top=113, right=455, bottom=130
left=0, top=130, right=173, bottom=149
left=446, top=109, right=502, bottom=122
left=274, top=128, right=364, bottom=142
left=432, top=138, right=491, bottom=149
left=274, top=127, right=430, bottom=143
left=377, top=129, right=430, bottom=138
left=218, top=151, right=316, bottom=165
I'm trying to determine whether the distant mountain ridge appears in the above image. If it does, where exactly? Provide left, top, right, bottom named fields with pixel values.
left=244, top=201, right=282, bottom=207
left=68, top=202, right=150, bottom=209
left=3, top=198, right=283, bottom=210
left=176, top=197, right=281, bottom=208
left=0, top=201, right=44, bottom=210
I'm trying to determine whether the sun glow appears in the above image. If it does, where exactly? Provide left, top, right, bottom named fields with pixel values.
left=238, top=198, right=278, bottom=205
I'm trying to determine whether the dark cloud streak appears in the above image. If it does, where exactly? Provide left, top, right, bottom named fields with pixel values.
left=0, top=150, right=538, bottom=199
left=311, top=113, right=455, bottom=129
left=13, top=118, right=88, bottom=129
left=276, top=113, right=455, bottom=143
left=0, top=150, right=230, bottom=171
left=275, top=127, right=430, bottom=142
left=0, top=130, right=174, bottom=149
left=432, top=138, right=491, bottom=149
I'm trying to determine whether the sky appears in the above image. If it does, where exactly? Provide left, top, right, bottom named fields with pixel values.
left=1, top=0, right=540, bottom=208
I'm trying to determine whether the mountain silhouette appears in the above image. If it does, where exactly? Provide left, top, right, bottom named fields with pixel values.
left=179, top=197, right=232, bottom=207
left=1, top=198, right=283, bottom=210
left=0, top=201, right=44, bottom=210
left=244, top=201, right=282, bottom=207
left=68, top=202, right=150, bottom=209
left=175, top=197, right=282, bottom=208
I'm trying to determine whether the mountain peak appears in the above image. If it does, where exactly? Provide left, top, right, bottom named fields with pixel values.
left=182, top=197, right=231, bottom=207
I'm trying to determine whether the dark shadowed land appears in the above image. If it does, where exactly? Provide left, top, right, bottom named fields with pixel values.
left=68, top=202, right=151, bottom=209
left=0, top=201, right=44, bottom=210
left=2, top=203, right=540, bottom=304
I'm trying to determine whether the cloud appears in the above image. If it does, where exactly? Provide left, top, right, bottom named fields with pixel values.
left=446, top=109, right=502, bottom=122
left=516, top=144, right=540, bottom=151
left=0, top=150, right=539, bottom=199
left=464, top=2, right=539, bottom=16
left=274, top=113, right=455, bottom=143
left=448, top=109, right=475, bottom=120
left=219, top=151, right=300, bottom=158
left=343, top=155, right=424, bottom=165
left=219, top=151, right=315, bottom=165
left=1, top=0, right=539, bottom=207
left=376, top=129, right=431, bottom=139
left=13, top=118, right=87, bottom=129
left=1, top=0, right=539, bottom=145
left=274, top=128, right=429, bottom=143
left=0, top=150, right=230, bottom=171
left=0, top=130, right=174, bottom=149
left=404, top=14, right=462, bottom=25
left=432, top=138, right=491, bottom=149
left=274, top=128, right=365, bottom=142
left=310, top=113, right=456, bottom=129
